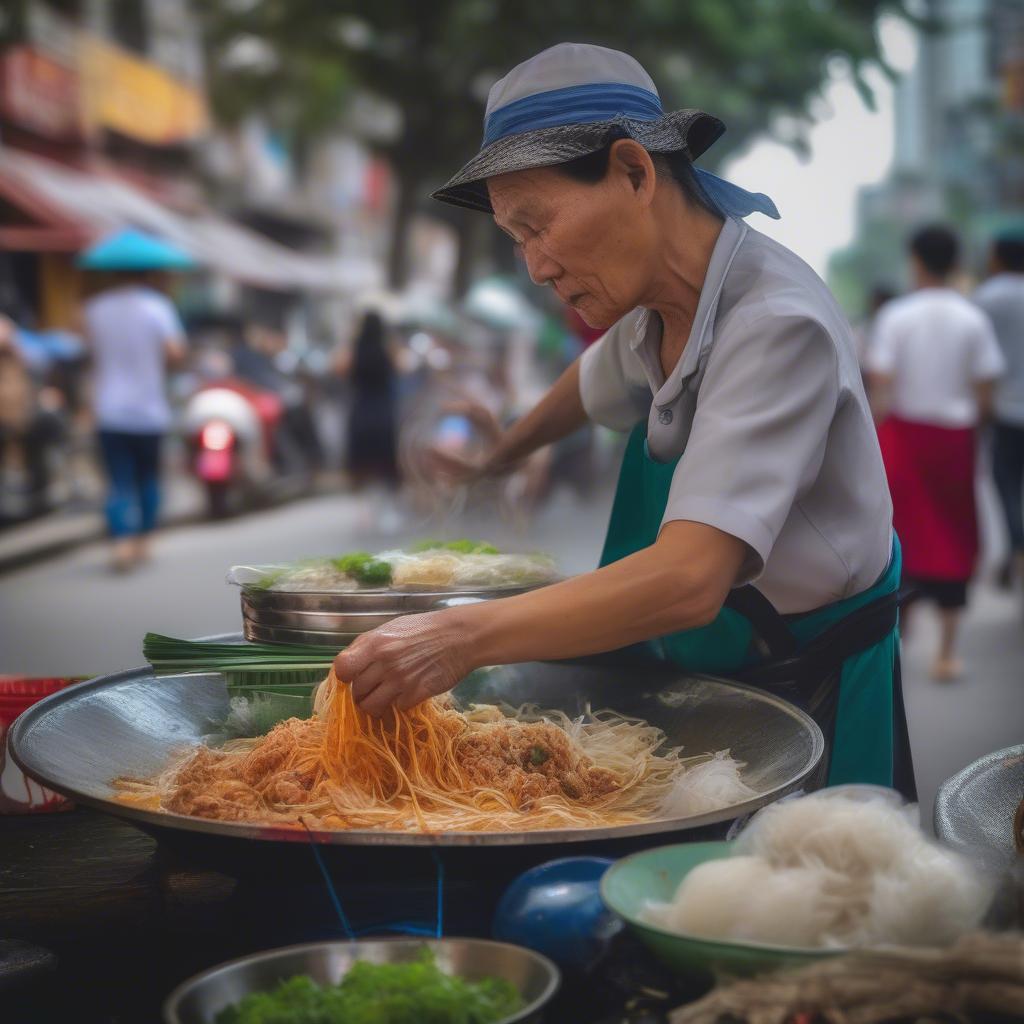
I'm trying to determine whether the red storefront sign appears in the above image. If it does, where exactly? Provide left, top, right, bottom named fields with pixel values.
left=0, top=45, right=82, bottom=141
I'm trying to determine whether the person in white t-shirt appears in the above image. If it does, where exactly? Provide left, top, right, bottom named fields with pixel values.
left=974, top=233, right=1024, bottom=590
left=867, top=225, right=1005, bottom=680
left=82, top=273, right=187, bottom=571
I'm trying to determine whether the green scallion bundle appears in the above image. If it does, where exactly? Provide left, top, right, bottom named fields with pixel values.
left=144, top=632, right=334, bottom=690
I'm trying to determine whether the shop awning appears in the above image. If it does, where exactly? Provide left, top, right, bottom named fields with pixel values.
left=0, top=149, right=380, bottom=293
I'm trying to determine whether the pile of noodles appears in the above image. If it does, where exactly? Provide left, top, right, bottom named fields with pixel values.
left=115, top=670, right=756, bottom=832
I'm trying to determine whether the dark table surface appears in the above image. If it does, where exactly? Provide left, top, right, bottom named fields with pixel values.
left=0, top=807, right=703, bottom=1024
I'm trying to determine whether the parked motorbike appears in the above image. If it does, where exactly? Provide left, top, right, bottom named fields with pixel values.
left=181, top=380, right=280, bottom=518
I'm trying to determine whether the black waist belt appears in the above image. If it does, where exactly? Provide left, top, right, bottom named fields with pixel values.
left=725, top=587, right=900, bottom=691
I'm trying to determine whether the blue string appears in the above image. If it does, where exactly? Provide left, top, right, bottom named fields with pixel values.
left=432, top=848, right=444, bottom=938
left=303, top=825, right=356, bottom=941
left=303, top=825, right=445, bottom=941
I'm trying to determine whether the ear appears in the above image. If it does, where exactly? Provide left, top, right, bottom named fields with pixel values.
left=608, top=139, right=657, bottom=205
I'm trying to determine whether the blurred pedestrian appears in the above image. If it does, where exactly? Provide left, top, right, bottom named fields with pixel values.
left=974, top=232, right=1024, bottom=590
left=0, top=314, right=65, bottom=518
left=82, top=272, right=187, bottom=571
left=852, top=284, right=897, bottom=381
left=343, top=311, right=399, bottom=488
left=867, top=225, right=1005, bottom=680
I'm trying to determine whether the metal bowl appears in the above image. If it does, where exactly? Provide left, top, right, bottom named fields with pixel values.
left=242, top=620, right=362, bottom=645
left=8, top=645, right=824, bottom=851
left=163, top=938, right=559, bottom=1024
left=934, top=744, right=1024, bottom=869
left=241, top=596, right=419, bottom=632
left=241, top=583, right=542, bottom=613
left=240, top=585, right=539, bottom=644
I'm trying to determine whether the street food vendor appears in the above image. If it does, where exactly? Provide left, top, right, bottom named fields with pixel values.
left=335, top=43, right=914, bottom=795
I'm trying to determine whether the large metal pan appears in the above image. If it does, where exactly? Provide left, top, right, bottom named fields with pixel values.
left=9, top=643, right=823, bottom=858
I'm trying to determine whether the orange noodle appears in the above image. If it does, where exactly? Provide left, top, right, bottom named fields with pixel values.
left=115, top=670, right=755, bottom=832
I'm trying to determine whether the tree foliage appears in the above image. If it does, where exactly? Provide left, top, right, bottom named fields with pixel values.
left=199, top=0, right=908, bottom=285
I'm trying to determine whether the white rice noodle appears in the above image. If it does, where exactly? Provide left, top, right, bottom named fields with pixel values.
left=659, top=751, right=758, bottom=818
left=641, top=791, right=993, bottom=950
left=385, top=550, right=557, bottom=589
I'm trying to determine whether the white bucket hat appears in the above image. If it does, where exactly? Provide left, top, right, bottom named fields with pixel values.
left=433, top=42, right=778, bottom=220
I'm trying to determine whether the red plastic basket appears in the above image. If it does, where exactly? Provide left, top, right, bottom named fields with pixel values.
left=0, top=677, right=80, bottom=814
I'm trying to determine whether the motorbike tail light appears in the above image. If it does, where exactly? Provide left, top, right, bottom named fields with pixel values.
left=200, top=420, right=234, bottom=452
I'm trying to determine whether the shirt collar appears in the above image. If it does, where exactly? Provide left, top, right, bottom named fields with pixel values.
left=629, top=217, right=749, bottom=406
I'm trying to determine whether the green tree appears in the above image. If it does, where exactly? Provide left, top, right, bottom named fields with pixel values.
left=200, top=0, right=907, bottom=290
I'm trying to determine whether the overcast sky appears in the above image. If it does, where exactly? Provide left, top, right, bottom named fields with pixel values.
left=723, top=16, right=917, bottom=278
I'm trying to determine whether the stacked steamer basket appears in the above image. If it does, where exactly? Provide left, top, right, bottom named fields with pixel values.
left=239, top=583, right=547, bottom=647
left=231, top=552, right=559, bottom=648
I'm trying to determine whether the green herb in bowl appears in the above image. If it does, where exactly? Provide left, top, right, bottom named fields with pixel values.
left=215, top=948, right=523, bottom=1024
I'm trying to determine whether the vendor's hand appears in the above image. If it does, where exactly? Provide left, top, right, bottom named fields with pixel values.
left=427, top=400, right=511, bottom=486
left=332, top=610, right=476, bottom=717
left=444, top=399, right=503, bottom=442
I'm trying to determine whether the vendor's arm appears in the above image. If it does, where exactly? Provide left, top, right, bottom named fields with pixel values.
left=483, top=357, right=588, bottom=473
left=335, top=521, right=745, bottom=716
left=433, top=312, right=649, bottom=481
left=464, top=519, right=746, bottom=660
left=338, top=311, right=841, bottom=716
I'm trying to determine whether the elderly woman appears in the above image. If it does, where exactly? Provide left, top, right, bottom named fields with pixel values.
left=336, top=43, right=913, bottom=794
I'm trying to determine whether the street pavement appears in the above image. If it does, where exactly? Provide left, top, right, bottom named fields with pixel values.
left=1, top=481, right=1020, bottom=829
left=0, top=484, right=616, bottom=677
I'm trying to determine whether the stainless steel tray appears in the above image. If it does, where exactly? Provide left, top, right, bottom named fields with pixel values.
left=242, top=620, right=360, bottom=646
left=9, top=640, right=825, bottom=849
left=240, top=584, right=537, bottom=613
left=242, top=596, right=415, bottom=632
left=164, top=938, right=559, bottom=1024
left=241, top=584, right=538, bottom=643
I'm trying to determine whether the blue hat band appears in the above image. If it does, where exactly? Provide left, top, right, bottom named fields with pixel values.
left=483, top=82, right=663, bottom=146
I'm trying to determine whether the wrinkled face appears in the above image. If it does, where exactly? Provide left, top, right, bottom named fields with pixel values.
left=487, top=155, right=658, bottom=330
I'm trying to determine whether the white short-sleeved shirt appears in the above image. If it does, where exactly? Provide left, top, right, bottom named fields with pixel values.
left=579, top=217, right=892, bottom=614
left=84, top=285, right=184, bottom=433
left=973, top=273, right=1024, bottom=427
left=865, top=288, right=1005, bottom=428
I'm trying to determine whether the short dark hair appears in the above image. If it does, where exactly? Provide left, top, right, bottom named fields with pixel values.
left=556, top=129, right=721, bottom=216
left=994, top=233, right=1024, bottom=272
left=909, top=224, right=959, bottom=277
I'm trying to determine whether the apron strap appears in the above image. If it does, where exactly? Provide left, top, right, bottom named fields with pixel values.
left=738, top=591, right=900, bottom=689
left=724, top=575, right=902, bottom=687
left=723, top=585, right=799, bottom=660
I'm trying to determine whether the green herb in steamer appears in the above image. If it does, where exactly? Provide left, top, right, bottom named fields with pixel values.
left=330, top=552, right=394, bottom=586
left=409, top=539, right=500, bottom=555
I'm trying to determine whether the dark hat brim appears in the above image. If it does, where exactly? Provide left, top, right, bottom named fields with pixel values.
left=431, top=109, right=724, bottom=214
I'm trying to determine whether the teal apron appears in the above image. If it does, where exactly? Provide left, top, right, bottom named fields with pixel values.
left=601, top=424, right=911, bottom=790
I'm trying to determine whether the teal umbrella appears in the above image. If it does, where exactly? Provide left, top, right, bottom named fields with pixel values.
left=77, top=228, right=196, bottom=271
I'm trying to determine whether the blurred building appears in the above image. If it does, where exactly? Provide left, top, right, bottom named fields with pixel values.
left=830, top=0, right=1024, bottom=310
left=0, top=0, right=379, bottom=341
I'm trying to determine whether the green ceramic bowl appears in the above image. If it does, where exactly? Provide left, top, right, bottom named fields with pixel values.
left=601, top=841, right=846, bottom=979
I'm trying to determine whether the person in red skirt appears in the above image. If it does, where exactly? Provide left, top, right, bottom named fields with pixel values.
left=867, top=225, right=1005, bottom=680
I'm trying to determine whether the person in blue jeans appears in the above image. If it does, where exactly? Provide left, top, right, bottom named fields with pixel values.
left=82, top=272, right=186, bottom=571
